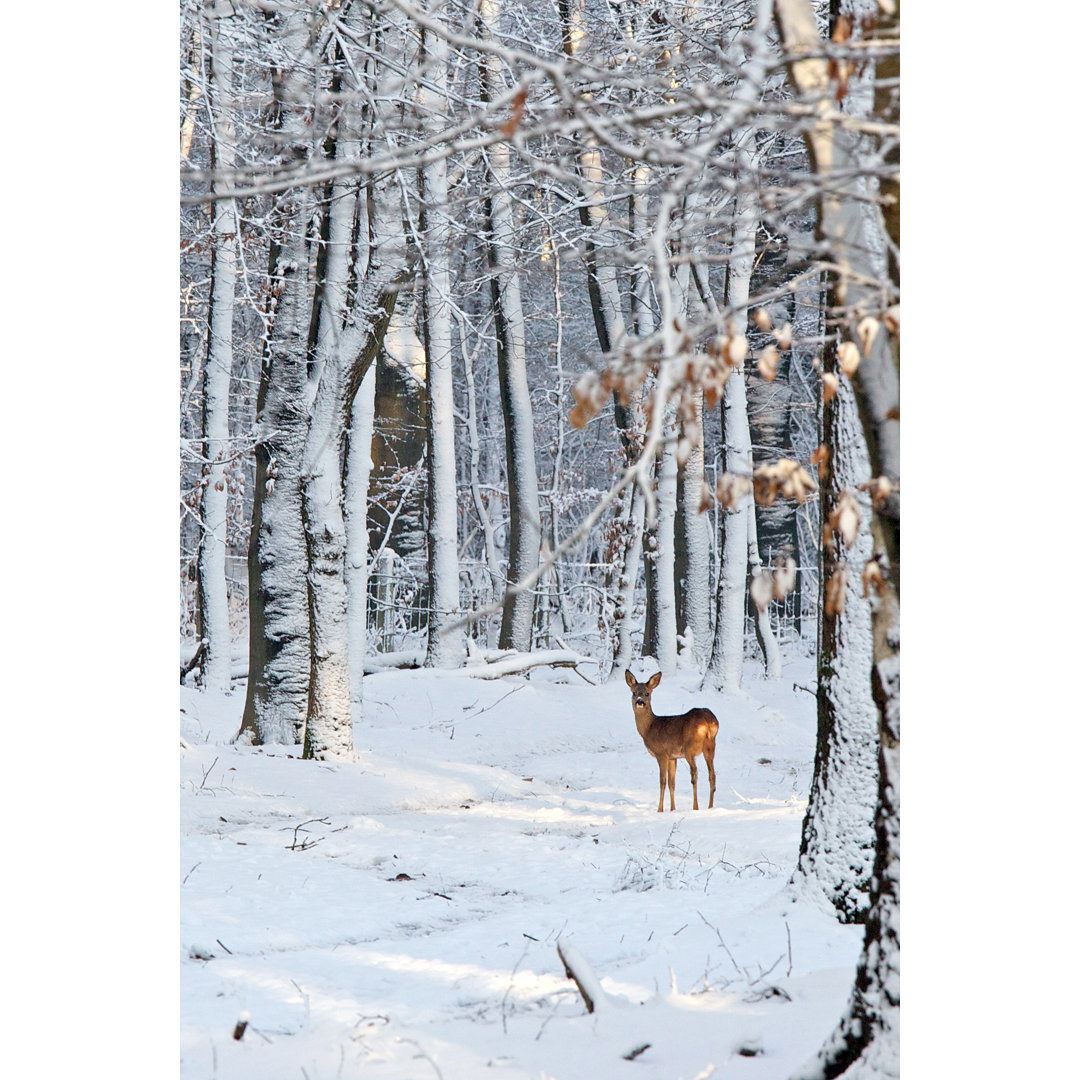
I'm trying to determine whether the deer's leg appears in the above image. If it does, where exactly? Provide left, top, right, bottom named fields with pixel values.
left=706, top=745, right=716, bottom=809
left=687, top=755, right=699, bottom=810
left=667, top=758, right=677, bottom=811
left=656, top=755, right=667, bottom=813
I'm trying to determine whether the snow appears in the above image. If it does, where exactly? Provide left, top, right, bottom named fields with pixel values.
left=180, top=656, right=866, bottom=1078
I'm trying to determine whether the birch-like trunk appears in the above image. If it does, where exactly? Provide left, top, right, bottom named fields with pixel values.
left=483, top=0, right=541, bottom=652
left=238, top=11, right=319, bottom=746
left=460, top=324, right=503, bottom=625
left=673, top=247, right=712, bottom=669
left=747, top=500, right=783, bottom=679
left=196, top=6, right=235, bottom=692
left=345, top=363, right=376, bottom=715
left=677, top=401, right=712, bottom=668
left=609, top=158, right=651, bottom=679
left=654, top=402, right=679, bottom=675
left=420, top=26, right=465, bottom=668
left=707, top=140, right=757, bottom=690
left=298, top=59, right=363, bottom=761
left=611, top=485, right=646, bottom=677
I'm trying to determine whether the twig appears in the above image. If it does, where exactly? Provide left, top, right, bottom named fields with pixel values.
left=471, top=683, right=525, bottom=717
left=786, top=920, right=793, bottom=978
left=286, top=818, right=331, bottom=851
left=623, top=1044, right=651, bottom=1061
left=502, top=948, right=529, bottom=1034
left=199, top=757, right=219, bottom=791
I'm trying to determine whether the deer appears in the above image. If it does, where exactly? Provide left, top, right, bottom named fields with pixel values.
left=624, top=670, right=718, bottom=812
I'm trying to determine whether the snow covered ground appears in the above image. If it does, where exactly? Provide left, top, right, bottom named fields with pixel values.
left=180, top=655, right=864, bottom=1079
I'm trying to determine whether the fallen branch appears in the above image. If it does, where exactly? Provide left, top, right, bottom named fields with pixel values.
left=180, top=641, right=205, bottom=680
left=556, top=937, right=607, bottom=1014
left=467, top=649, right=595, bottom=680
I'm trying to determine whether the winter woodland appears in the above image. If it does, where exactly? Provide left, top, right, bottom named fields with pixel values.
left=180, top=0, right=900, bottom=1076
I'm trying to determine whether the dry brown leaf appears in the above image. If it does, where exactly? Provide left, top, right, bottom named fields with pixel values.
left=824, top=565, right=848, bottom=617
left=857, top=316, right=881, bottom=355
left=773, top=322, right=793, bottom=350
left=822, top=372, right=839, bottom=402
left=753, top=459, right=818, bottom=506
left=838, top=341, right=861, bottom=377
left=500, top=87, right=528, bottom=137
left=753, top=308, right=772, bottom=332
left=716, top=473, right=752, bottom=510
left=721, top=334, right=748, bottom=369
left=757, top=346, right=780, bottom=382
left=859, top=475, right=896, bottom=511
left=810, top=443, right=829, bottom=480
left=861, top=558, right=885, bottom=599
left=750, top=572, right=773, bottom=613
left=883, top=305, right=900, bottom=337
left=773, top=556, right=797, bottom=600
left=827, top=489, right=861, bottom=549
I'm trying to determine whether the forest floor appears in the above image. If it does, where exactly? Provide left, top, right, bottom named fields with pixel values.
left=180, top=652, right=864, bottom=1080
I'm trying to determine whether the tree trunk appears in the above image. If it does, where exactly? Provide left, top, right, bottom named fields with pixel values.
left=419, top=25, right=465, bottom=668
left=706, top=132, right=757, bottom=691
left=793, top=375, right=878, bottom=920
left=345, top=362, right=376, bottom=715
left=747, top=495, right=783, bottom=679
left=237, top=7, right=328, bottom=746
left=483, top=1, right=542, bottom=652
left=653, top=400, right=679, bottom=675
left=196, top=6, right=236, bottom=693
left=775, top=0, right=900, bottom=1073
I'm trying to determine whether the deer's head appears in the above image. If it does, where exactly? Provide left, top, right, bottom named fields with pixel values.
left=625, top=669, right=661, bottom=712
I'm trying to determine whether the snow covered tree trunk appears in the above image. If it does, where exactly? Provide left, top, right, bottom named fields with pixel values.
left=345, top=363, right=376, bottom=716
left=196, top=6, right=236, bottom=693
left=557, top=0, right=627, bottom=360
left=482, top=2, right=541, bottom=652
left=237, top=13, right=318, bottom=745
left=653, top=400, right=679, bottom=675
left=794, top=375, right=878, bottom=919
left=300, top=359, right=353, bottom=760
left=707, top=141, right=757, bottom=691
left=747, top=496, right=783, bottom=680
left=611, top=485, right=646, bottom=679
left=675, top=259, right=711, bottom=668
left=298, top=57, right=364, bottom=761
left=460, top=322, right=503, bottom=611
left=776, top=0, right=900, bottom=1073
left=419, top=26, right=465, bottom=669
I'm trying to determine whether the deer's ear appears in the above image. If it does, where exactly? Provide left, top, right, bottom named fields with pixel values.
left=646, top=671, right=661, bottom=690
left=624, top=668, right=635, bottom=687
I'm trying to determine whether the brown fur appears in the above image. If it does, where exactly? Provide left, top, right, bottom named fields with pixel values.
left=625, top=670, right=718, bottom=812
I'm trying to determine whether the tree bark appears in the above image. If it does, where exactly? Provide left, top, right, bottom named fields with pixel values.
left=419, top=25, right=466, bottom=669
left=237, top=9, right=319, bottom=746
left=345, top=361, right=376, bottom=717
left=707, top=140, right=756, bottom=691
left=483, top=0, right=542, bottom=652
left=196, top=4, right=236, bottom=693
left=775, top=0, right=900, bottom=1073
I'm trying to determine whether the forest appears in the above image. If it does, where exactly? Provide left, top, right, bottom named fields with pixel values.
left=179, top=0, right=900, bottom=1076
